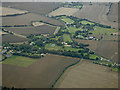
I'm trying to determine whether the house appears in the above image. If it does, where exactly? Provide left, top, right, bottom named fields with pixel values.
left=41, top=53, right=46, bottom=56
left=61, top=42, right=68, bottom=45
left=30, top=42, right=35, bottom=45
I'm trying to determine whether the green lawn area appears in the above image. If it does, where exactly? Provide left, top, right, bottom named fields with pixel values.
left=89, top=26, right=118, bottom=35
left=68, top=26, right=83, bottom=33
left=64, top=46, right=84, bottom=51
left=61, top=18, right=74, bottom=24
left=2, top=55, right=39, bottom=67
left=80, top=20, right=95, bottom=25
left=45, top=43, right=63, bottom=50
left=62, top=34, right=73, bottom=42
left=89, top=54, right=99, bottom=60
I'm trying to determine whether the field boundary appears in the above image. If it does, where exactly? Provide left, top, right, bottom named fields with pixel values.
left=51, top=60, right=80, bottom=88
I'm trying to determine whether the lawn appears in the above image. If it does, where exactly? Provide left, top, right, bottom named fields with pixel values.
left=89, top=54, right=99, bottom=60
left=80, top=20, right=95, bottom=25
left=89, top=26, right=118, bottom=35
left=2, top=55, right=39, bottom=67
left=68, top=26, right=83, bottom=33
left=64, top=46, right=84, bottom=51
left=62, top=34, right=73, bottom=42
left=61, top=18, right=74, bottom=24
left=45, top=43, right=63, bottom=50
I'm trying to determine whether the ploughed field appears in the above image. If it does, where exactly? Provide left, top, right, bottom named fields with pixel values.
left=2, top=2, right=61, bottom=15
left=95, top=40, right=118, bottom=62
left=2, top=13, right=64, bottom=26
left=2, top=34, right=29, bottom=43
left=5, top=25, right=57, bottom=36
left=1, top=6, right=28, bottom=16
left=2, top=54, right=79, bottom=88
left=73, top=3, right=118, bottom=28
left=75, top=39, right=118, bottom=62
left=55, top=60, right=118, bottom=88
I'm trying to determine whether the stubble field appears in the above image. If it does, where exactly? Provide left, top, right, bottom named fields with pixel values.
left=55, top=60, right=118, bottom=88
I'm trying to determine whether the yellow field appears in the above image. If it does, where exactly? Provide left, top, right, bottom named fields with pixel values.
left=49, top=7, right=79, bottom=16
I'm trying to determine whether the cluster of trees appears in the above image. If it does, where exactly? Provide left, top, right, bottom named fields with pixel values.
left=106, top=3, right=113, bottom=15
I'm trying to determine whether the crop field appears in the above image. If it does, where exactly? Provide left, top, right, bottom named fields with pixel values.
left=3, top=2, right=61, bottom=15
left=1, top=6, right=28, bottom=16
left=55, top=60, right=118, bottom=88
left=89, top=26, right=118, bottom=35
left=74, top=39, right=98, bottom=51
left=95, top=40, right=118, bottom=62
left=3, top=55, right=39, bottom=67
left=49, top=7, right=79, bottom=16
left=5, top=25, right=57, bottom=36
left=2, top=34, right=29, bottom=43
left=2, top=54, right=79, bottom=88
left=2, top=13, right=64, bottom=26
left=73, top=3, right=118, bottom=28
left=62, top=34, right=73, bottom=42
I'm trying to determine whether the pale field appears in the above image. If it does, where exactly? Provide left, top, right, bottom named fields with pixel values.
left=49, top=7, right=79, bottom=16
left=1, top=6, right=28, bottom=16
left=32, top=22, right=45, bottom=27
left=55, top=60, right=118, bottom=88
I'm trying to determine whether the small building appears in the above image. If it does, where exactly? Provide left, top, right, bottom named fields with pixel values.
left=30, top=42, right=35, bottom=45
left=41, top=53, right=46, bottom=56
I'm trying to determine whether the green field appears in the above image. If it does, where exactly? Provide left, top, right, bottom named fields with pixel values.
left=62, top=34, right=73, bottom=42
left=45, top=43, right=63, bottom=50
left=61, top=18, right=74, bottom=24
left=3, top=55, right=39, bottom=67
left=64, top=46, right=84, bottom=51
left=68, top=26, right=83, bottom=33
left=89, top=26, right=118, bottom=35
left=89, top=54, right=99, bottom=60
left=80, top=20, right=95, bottom=25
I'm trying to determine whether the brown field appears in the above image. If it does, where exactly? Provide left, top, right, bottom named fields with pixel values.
left=74, top=39, right=98, bottom=52
left=107, top=3, right=118, bottom=23
left=95, top=40, right=118, bottom=62
left=49, top=7, right=79, bottom=16
left=2, top=54, right=79, bottom=88
left=55, top=60, right=118, bottom=88
left=2, top=13, right=64, bottom=26
left=102, top=35, right=118, bottom=41
left=1, top=6, right=28, bottom=16
left=75, top=38, right=118, bottom=61
left=73, top=3, right=118, bottom=28
left=2, top=2, right=61, bottom=15
left=5, top=25, right=56, bottom=36
left=2, top=34, right=29, bottom=43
